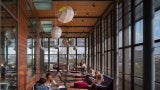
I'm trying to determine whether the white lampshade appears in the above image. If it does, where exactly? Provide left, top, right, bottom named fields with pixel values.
left=51, top=26, right=62, bottom=40
left=58, top=6, right=74, bottom=23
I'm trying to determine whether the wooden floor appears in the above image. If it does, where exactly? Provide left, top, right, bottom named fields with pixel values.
left=51, top=71, right=89, bottom=90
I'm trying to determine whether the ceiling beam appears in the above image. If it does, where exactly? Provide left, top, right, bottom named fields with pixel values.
left=51, top=0, right=113, bottom=1
left=44, top=32, right=88, bottom=34
left=53, top=26, right=92, bottom=28
left=38, top=16, right=99, bottom=19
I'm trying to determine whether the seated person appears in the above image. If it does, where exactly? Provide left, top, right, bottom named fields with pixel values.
left=87, top=67, right=95, bottom=77
left=94, top=71, right=101, bottom=78
left=36, top=78, right=49, bottom=90
left=88, top=73, right=104, bottom=87
left=45, top=73, right=58, bottom=87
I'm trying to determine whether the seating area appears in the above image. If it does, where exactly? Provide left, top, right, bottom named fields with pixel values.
left=86, top=75, right=113, bottom=90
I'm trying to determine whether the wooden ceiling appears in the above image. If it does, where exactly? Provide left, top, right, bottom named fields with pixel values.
left=35, top=0, right=113, bottom=38
left=1, top=0, right=113, bottom=38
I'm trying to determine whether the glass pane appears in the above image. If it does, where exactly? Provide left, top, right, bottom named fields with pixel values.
left=155, top=0, right=160, bottom=10
left=69, top=47, right=76, bottom=54
left=118, top=73, right=123, bottom=90
left=68, top=55, right=76, bottom=70
left=135, top=20, right=143, bottom=44
left=124, top=26, right=131, bottom=46
left=59, top=54, right=67, bottom=71
left=1, top=6, right=17, bottom=90
left=125, top=75, right=131, bottom=90
left=59, top=47, right=67, bottom=54
left=108, top=52, right=111, bottom=70
left=77, top=38, right=85, bottom=46
left=118, top=3, right=122, bottom=19
left=124, top=12, right=131, bottom=27
left=34, top=3, right=52, bottom=10
left=50, top=48, right=58, bottom=54
left=118, top=19, right=122, bottom=30
left=119, top=49, right=123, bottom=73
left=154, top=10, right=160, bottom=40
left=27, top=38, right=35, bottom=80
left=108, top=37, right=111, bottom=50
left=124, top=0, right=131, bottom=14
left=135, top=0, right=142, bottom=6
left=50, top=55, right=57, bottom=63
left=44, top=55, right=48, bottom=62
left=119, top=31, right=123, bottom=47
left=124, top=48, right=131, bottom=90
left=134, top=46, right=143, bottom=77
left=125, top=48, right=131, bottom=74
left=154, top=43, right=160, bottom=82
left=77, top=47, right=85, bottom=54
left=134, top=78, right=143, bottom=90
left=135, top=3, right=143, bottom=20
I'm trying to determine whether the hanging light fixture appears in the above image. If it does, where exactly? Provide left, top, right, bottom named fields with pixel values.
left=51, top=26, right=62, bottom=40
left=58, top=6, right=74, bottom=23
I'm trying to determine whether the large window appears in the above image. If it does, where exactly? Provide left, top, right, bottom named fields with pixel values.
left=0, top=5, right=17, bottom=90
left=27, top=38, right=35, bottom=80
left=154, top=9, right=160, bottom=90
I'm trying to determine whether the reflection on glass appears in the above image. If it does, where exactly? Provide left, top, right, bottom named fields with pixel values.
left=27, top=38, right=35, bottom=80
left=77, top=38, right=85, bottom=46
left=135, top=20, right=143, bottom=44
left=50, top=55, right=57, bottom=62
left=154, top=10, right=160, bottom=40
left=135, top=3, right=143, bottom=20
left=125, top=48, right=131, bottom=74
left=77, top=47, right=85, bottom=54
left=124, top=26, right=131, bottom=46
left=119, top=31, right=123, bottom=47
left=1, top=6, right=17, bottom=89
left=119, top=49, right=123, bottom=73
left=154, top=43, right=160, bottom=82
left=68, top=55, right=76, bottom=70
left=134, top=46, right=143, bottom=77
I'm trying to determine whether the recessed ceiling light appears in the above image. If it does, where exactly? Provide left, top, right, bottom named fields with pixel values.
left=92, top=3, right=95, bottom=7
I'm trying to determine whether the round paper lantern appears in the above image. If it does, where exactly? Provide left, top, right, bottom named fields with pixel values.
left=5, top=30, right=15, bottom=40
left=51, top=26, right=62, bottom=40
left=58, top=6, right=74, bottom=23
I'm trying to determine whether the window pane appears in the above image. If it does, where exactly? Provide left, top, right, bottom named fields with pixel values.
left=59, top=47, right=67, bottom=54
left=119, top=49, right=123, bottom=73
left=1, top=6, right=18, bottom=90
left=68, top=55, right=76, bottom=70
left=134, top=78, right=143, bottom=90
left=154, top=42, right=160, bottom=82
left=69, top=47, right=76, bottom=54
left=134, top=46, right=143, bottom=77
left=154, top=10, right=160, bottom=40
left=124, top=48, right=131, bottom=90
left=77, top=38, right=85, bottom=46
left=77, top=47, right=85, bottom=54
left=124, top=12, right=131, bottom=27
left=119, top=31, right=123, bottom=47
left=125, top=48, right=131, bottom=74
left=135, top=3, right=143, bottom=20
left=155, top=0, right=160, bottom=9
left=135, top=20, right=143, bottom=44
left=50, top=48, right=58, bottom=54
left=124, top=26, right=131, bottom=46
left=118, top=19, right=122, bottom=30
left=135, top=0, right=142, bottom=6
